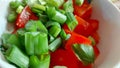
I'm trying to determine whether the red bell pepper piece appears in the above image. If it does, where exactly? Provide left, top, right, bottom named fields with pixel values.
left=15, top=5, right=38, bottom=29
left=73, top=15, right=99, bottom=37
left=64, top=29, right=92, bottom=51
left=50, top=48, right=92, bottom=68
left=63, top=16, right=99, bottom=37
left=73, top=15, right=91, bottom=36
left=87, top=19, right=99, bottom=32
left=91, top=32, right=100, bottom=44
left=93, top=46, right=100, bottom=59
left=73, top=0, right=92, bottom=19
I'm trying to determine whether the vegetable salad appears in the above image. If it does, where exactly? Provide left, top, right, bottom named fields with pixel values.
left=1, top=0, right=100, bottom=68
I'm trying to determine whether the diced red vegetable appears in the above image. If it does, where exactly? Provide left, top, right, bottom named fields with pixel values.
left=73, top=15, right=99, bottom=37
left=64, top=29, right=92, bottom=51
left=50, top=48, right=92, bottom=68
left=74, top=15, right=90, bottom=36
left=91, top=32, right=100, bottom=44
left=63, top=16, right=98, bottom=37
left=73, top=15, right=91, bottom=36
left=87, top=19, right=99, bottom=32
left=73, top=0, right=92, bottom=19
left=93, top=46, right=100, bottom=59
left=15, top=5, right=38, bottom=29
left=62, top=24, right=69, bottom=30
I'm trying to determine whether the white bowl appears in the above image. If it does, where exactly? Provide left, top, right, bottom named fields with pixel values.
left=0, top=0, right=120, bottom=68
left=92, top=0, right=120, bottom=68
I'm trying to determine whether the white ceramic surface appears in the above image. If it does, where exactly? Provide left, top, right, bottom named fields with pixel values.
left=0, top=0, right=120, bottom=68
left=92, top=0, right=120, bottom=68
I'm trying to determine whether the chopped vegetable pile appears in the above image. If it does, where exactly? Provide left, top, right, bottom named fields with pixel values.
left=1, top=0, right=100, bottom=68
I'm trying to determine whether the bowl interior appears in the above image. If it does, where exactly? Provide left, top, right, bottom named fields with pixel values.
left=92, top=0, right=120, bottom=68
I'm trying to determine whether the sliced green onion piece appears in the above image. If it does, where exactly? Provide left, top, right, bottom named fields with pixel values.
left=1, top=33, right=11, bottom=48
left=5, top=45, right=29, bottom=68
left=45, top=0, right=64, bottom=8
left=52, top=11, right=67, bottom=24
left=60, top=30, right=71, bottom=40
left=45, top=21, right=61, bottom=28
left=17, top=29, right=26, bottom=49
left=22, top=0, right=28, bottom=6
left=7, top=34, right=20, bottom=48
left=10, top=0, right=22, bottom=9
left=39, top=0, right=47, bottom=5
left=1, top=33, right=11, bottom=43
left=37, top=14, right=48, bottom=23
left=32, top=3, right=46, bottom=11
left=88, top=36, right=96, bottom=46
left=7, top=12, right=17, bottom=23
left=63, top=0, right=74, bottom=12
left=46, top=6, right=56, bottom=18
left=25, top=20, right=48, bottom=33
left=60, top=29, right=67, bottom=40
left=25, top=20, right=37, bottom=32
left=48, top=34, right=55, bottom=43
left=37, top=21, right=48, bottom=33
left=30, top=54, right=50, bottom=68
left=17, top=28, right=26, bottom=36
left=46, top=7, right=67, bottom=24
left=39, top=54, right=50, bottom=68
left=65, top=34, right=71, bottom=40
left=49, top=37, right=62, bottom=52
left=57, top=9, right=66, bottom=14
left=31, top=8, right=43, bottom=14
left=31, top=3, right=46, bottom=14
left=16, top=5, right=24, bottom=14
left=49, top=25, right=61, bottom=38
left=72, top=44, right=95, bottom=65
left=25, top=32, right=35, bottom=55
left=27, top=0, right=38, bottom=6
left=29, top=55, right=41, bottom=68
left=75, top=0, right=84, bottom=6
left=25, top=32, right=48, bottom=55
left=66, top=12, right=78, bottom=31
left=34, top=32, right=48, bottom=55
